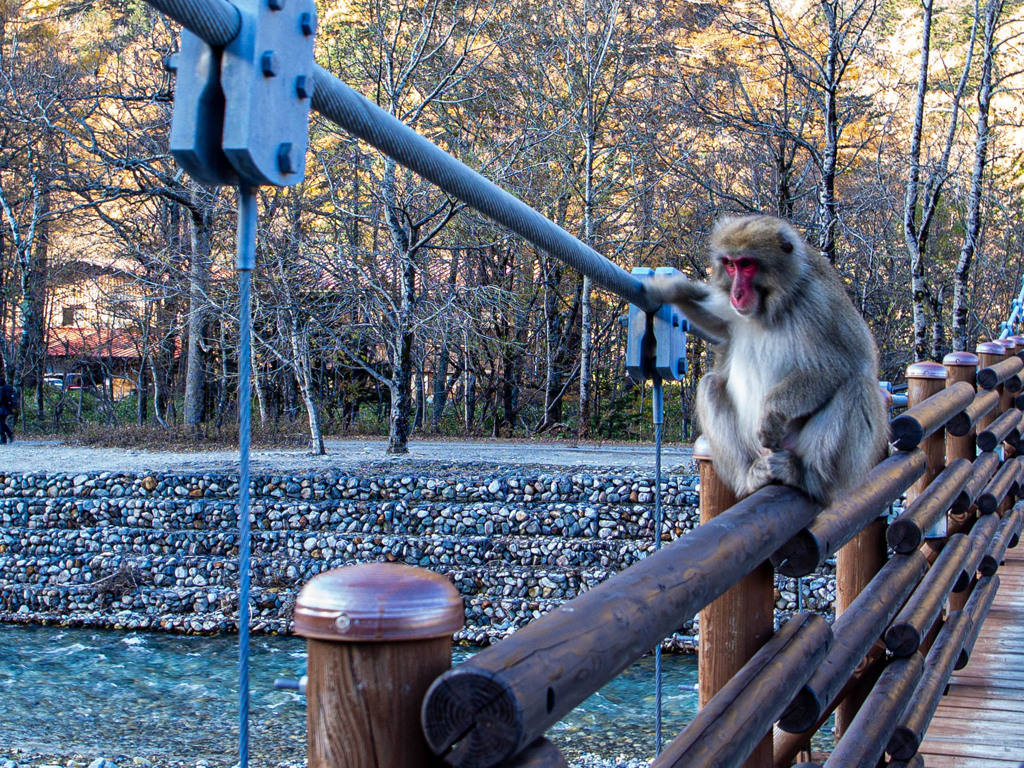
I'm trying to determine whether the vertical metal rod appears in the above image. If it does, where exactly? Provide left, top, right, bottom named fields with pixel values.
left=652, top=375, right=664, bottom=755
left=236, top=185, right=257, bottom=768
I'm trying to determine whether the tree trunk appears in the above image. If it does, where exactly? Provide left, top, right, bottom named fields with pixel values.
left=252, top=340, right=267, bottom=427
left=383, top=156, right=415, bottom=455
left=413, top=358, right=425, bottom=433
left=288, top=318, right=325, bottom=455
left=541, top=257, right=564, bottom=430
left=932, top=286, right=946, bottom=361
left=905, top=0, right=932, bottom=362
left=953, top=0, right=1001, bottom=351
left=184, top=202, right=213, bottom=432
left=215, top=319, right=231, bottom=428
left=463, top=335, right=476, bottom=433
left=17, top=162, right=49, bottom=420
left=387, top=254, right=415, bottom=454
left=136, top=357, right=149, bottom=425
left=578, top=126, right=597, bottom=441
left=431, top=337, right=450, bottom=433
left=578, top=276, right=593, bottom=438
left=817, top=3, right=841, bottom=263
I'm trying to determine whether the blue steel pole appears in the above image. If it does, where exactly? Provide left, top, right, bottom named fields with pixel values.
left=236, top=185, right=257, bottom=768
left=652, top=376, right=664, bottom=756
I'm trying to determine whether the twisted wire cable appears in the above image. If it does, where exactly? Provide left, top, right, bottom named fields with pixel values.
left=653, top=378, right=664, bottom=755
left=236, top=187, right=257, bottom=768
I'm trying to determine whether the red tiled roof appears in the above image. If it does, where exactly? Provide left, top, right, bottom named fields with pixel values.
left=46, top=327, right=180, bottom=360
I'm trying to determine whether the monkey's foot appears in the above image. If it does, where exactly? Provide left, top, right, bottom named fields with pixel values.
left=745, top=450, right=802, bottom=494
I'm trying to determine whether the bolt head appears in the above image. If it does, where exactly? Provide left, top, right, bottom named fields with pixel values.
left=300, top=11, right=317, bottom=36
left=296, top=75, right=310, bottom=99
left=261, top=51, right=279, bottom=77
left=277, top=143, right=296, bottom=174
left=268, top=0, right=284, bottom=9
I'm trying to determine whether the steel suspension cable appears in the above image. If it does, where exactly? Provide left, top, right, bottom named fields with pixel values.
left=652, top=377, right=664, bottom=756
left=140, top=0, right=731, bottom=334
left=236, top=186, right=257, bottom=768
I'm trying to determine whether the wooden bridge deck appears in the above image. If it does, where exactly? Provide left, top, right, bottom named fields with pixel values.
left=917, top=542, right=1024, bottom=768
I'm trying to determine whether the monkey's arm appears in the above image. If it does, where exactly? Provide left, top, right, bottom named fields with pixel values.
left=758, top=369, right=844, bottom=449
left=643, top=273, right=729, bottom=343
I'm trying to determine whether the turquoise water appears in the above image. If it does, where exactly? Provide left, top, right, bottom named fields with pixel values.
left=0, top=625, right=699, bottom=765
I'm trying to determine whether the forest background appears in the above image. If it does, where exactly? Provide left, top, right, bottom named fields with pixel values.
left=2, top=0, right=1024, bottom=454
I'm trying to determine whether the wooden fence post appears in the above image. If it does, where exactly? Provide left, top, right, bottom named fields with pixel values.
left=905, top=362, right=948, bottom=505
left=832, top=375, right=906, bottom=739
left=982, top=340, right=1017, bottom=515
left=695, top=436, right=774, bottom=768
left=294, top=563, right=464, bottom=768
left=944, top=352, right=979, bottom=466
left=976, top=342, right=1006, bottom=433
left=945, top=352, right=979, bottom=613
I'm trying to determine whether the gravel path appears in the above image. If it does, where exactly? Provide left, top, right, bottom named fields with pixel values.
left=0, top=437, right=694, bottom=475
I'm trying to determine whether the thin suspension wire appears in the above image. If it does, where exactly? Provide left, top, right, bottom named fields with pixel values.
left=236, top=186, right=257, bottom=768
left=652, top=377, right=664, bottom=756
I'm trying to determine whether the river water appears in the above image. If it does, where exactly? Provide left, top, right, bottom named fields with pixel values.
left=0, top=625, right=700, bottom=766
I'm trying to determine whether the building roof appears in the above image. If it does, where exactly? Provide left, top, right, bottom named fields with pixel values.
left=47, top=327, right=180, bottom=360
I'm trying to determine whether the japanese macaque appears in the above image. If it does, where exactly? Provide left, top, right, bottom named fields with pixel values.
left=645, top=215, right=888, bottom=504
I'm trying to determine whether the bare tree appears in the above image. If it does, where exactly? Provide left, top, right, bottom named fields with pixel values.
left=904, top=0, right=979, bottom=360
left=953, top=0, right=1004, bottom=352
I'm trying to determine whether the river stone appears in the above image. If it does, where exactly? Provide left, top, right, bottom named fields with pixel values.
left=0, top=466, right=835, bottom=643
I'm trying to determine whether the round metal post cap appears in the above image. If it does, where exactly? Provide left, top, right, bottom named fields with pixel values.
left=997, top=338, right=1018, bottom=352
left=977, top=341, right=1006, bottom=355
left=693, top=435, right=712, bottom=461
left=905, top=361, right=945, bottom=379
left=943, top=351, right=979, bottom=366
left=294, top=563, right=464, bottom=642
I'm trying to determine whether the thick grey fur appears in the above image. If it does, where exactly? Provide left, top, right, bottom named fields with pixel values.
left=645, top=215, right=889, bottom=504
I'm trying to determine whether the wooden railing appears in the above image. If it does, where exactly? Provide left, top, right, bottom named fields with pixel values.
left=291, top=338, right=1024, bottom=768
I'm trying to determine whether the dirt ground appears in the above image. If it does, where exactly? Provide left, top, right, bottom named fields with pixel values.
left=0, top=436, right=694, bottom=475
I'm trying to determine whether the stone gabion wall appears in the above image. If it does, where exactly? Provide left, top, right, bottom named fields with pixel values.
left=0, top=467, right=836, bottom=646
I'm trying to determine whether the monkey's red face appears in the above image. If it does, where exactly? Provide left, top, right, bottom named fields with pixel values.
left=721, top=256, right=759, bottom=316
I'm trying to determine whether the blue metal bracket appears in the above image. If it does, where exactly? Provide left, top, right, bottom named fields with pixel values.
left=626, top=267, right=688, bottom=383
left=221, top=0, right=317, bottom=186
left=169, top=31, right=239, bottom=187
left=169, top=0, right=316, bottom=188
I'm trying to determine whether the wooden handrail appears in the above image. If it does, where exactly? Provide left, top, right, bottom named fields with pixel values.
left=777, top=551, right=927, bottom=734
left=651, top=614, right=831, bottom=768
left=980, top=503, right=1024, bottom=576
left=886, top=611, right=973, bottom=760
left=885, top=534, right=971, bottom=656
left=946, top=388, right=998, bottom=436
left=822, top=654, right=924, bottom=767
left=288, top=350, right=1023, bottom=768
left=976, top=355, right=1024, bottom=390
left=421, top=485, right=820, bottom=768
left=958, top=576, right=1000, bottom=668
left=951, top=451, right=1000, bottom=514
left=961, top=514, right=1001, bottom=587
left=887, top=459, right=973, bottom=553
left=976, top=459, right=1020, bottom=514
left=889, top=381, right=975, bottom=450
left=976, top=407, right=1022, bottom=452
left=771, top=451, right=927, bottom=577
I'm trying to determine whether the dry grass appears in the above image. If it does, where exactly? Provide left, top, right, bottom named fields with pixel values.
left=67, top=421, right=312, bottom=451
